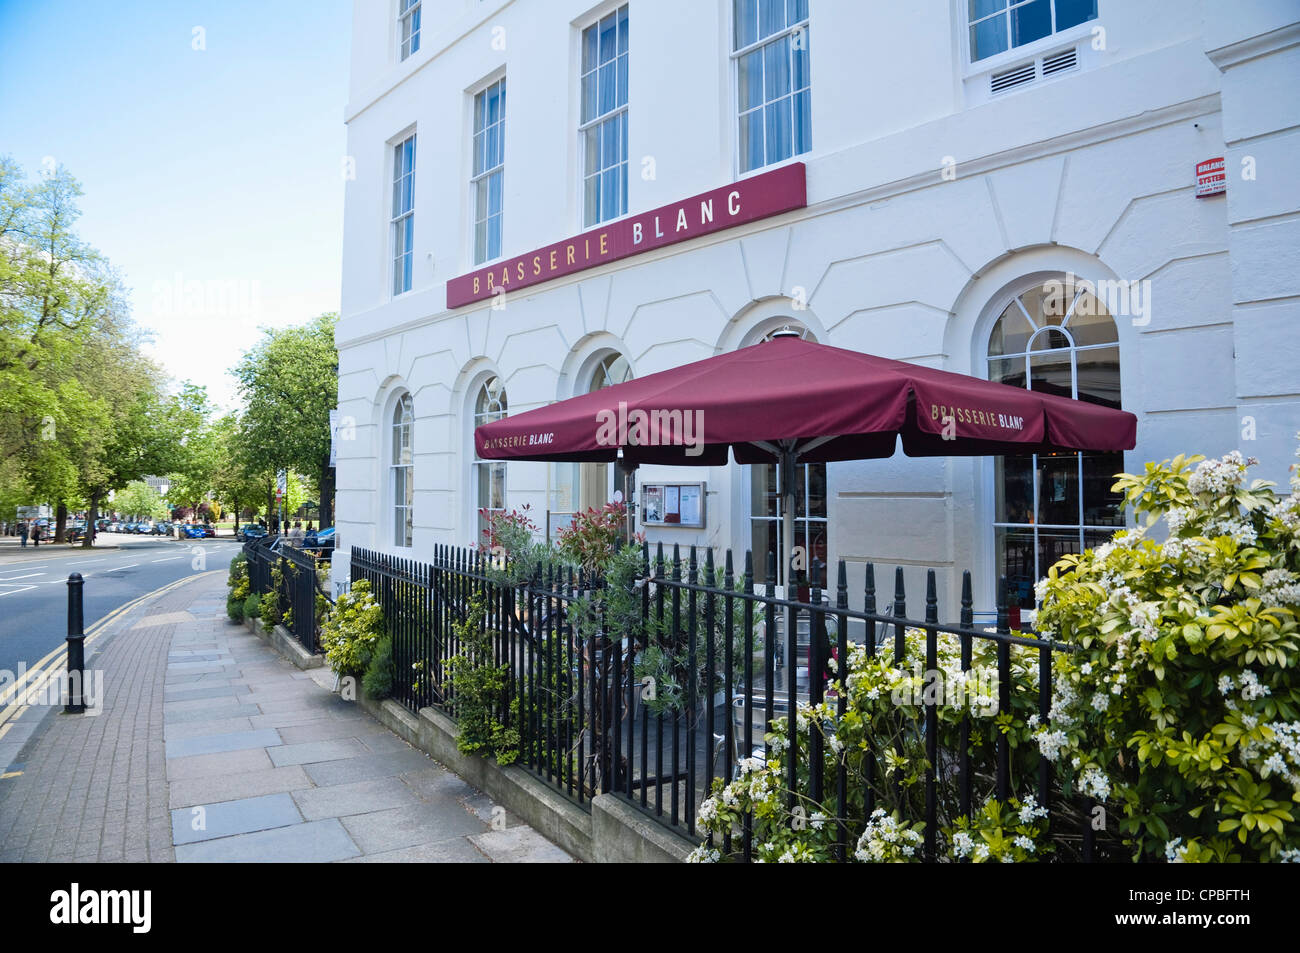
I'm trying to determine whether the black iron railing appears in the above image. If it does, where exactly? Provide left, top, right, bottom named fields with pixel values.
left=350, top=542, right=1095, bottom=861
left=244, top=536, right=330, bottom=653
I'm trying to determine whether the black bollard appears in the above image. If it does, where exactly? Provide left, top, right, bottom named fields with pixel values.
left=65, top=573, right=85, bottom=713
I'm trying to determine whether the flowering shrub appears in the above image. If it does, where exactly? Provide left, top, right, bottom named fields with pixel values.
left=693, top=445, right=1300, bottom=862
left=318, top=579, right=386, bottom=678
left=692, top=629, right=1052, bottom=862
left=1034, top=449, right=1300, bottom=861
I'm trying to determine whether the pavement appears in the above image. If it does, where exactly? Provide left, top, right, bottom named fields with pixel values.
left=0, top=569, right=573, bottom=863
left=0, top=534, right=244, bottom=702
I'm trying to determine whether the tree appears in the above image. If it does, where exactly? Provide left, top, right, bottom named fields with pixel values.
left=0, top=158, right=131, bottom=539
left=234, top=313, right=338, bottom=527
left=166, top=384, right=223, bottom=518
left=112, top=481, right=168, bottom=521
left=210, top=413, right=264, bottom=526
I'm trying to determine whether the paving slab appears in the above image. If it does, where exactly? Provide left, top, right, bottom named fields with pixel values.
left=291, top=776, right=423, bottom=821
left=163, top=716, right=256, bottom=741
left=343, top=839, right=490, bottom=863
left=340, top=801, right=488, bottom=854
left=470, top=826, right=578, bottom=863
left=266, top=738, right=371, bottom=767
left=175, top=818, right=360, bottom=863
left=276, top=720, right=388, bottom=745
left=171, top=792, right=303, bottom=845
left=166, top=748, right=273, bottom=781
left=165, top=728, right=283, bottom=760
left=168, top=766, right=311, bottom=810
left=302, top=749, right=436, bottom=787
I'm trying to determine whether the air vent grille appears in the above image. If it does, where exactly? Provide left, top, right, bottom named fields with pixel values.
left=991, top=62, right=1036, bottom=93
left=1042, top=47, right=1078, bottom=75
left=989, top=46, right=1080, bottom=95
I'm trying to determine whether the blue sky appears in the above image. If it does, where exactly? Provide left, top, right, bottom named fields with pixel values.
left=0, top=0, right=352, bottom=410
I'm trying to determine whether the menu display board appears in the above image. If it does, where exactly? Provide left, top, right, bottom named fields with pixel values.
left=640, top=482, right=706, bottom=528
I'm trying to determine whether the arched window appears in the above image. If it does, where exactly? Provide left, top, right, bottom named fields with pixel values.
left=391, top=392, right=413, bottom=547
left=987, top=279, right=1123, bottom=609
left=580, top=353, right=634, bottom=514
left=473, top=377, right=507, bottom=542
left=749, top=326, right=827, bottom=587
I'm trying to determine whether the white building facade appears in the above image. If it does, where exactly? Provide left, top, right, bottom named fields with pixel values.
left=334, top=0, right=1300, bottom=612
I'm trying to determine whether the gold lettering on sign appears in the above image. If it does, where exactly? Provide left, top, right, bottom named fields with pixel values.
left=566, top=244, right=575, bottom=265
left=600, top=233, right=609, bottom=255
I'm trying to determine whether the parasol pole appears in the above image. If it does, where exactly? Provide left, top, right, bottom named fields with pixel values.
left=780, top=445, right=796, bottom=595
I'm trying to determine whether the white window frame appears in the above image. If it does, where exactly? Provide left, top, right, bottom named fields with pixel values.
left=470, top=77, right=507, bottom=266
left=398, top=0, right=422, bottom=61
left=963, top=0, right=1097, bottom=71
left=985, top=279, right=1123, bottom=609
left=391, top=392, right=414, bottom=549
left=730, top=0, right=812, bottom=178
left=578, top=4, right=630, bottom=230
left=391, top=132, right=416, bottom=297
left=472, top=376, right=508, bottom=545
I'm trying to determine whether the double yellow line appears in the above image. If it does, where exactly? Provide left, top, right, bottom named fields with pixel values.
left=0, top=572, right=217, bottom=735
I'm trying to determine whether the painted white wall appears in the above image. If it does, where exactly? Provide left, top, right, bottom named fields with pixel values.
left=334, top=0, right=1300, bottom=611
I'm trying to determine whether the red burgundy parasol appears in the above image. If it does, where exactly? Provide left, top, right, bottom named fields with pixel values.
left=475, top=332, right=1136, bottom=585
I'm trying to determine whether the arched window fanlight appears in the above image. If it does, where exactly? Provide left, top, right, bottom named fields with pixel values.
left=987, top=279, right=1124, bottom=609
left=391, top=392, right=414, bottom=547
left=474, top=377, right=507, bottom=542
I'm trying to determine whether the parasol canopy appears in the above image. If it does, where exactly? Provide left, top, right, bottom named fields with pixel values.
left=475, top=333, right=1136, bottom=587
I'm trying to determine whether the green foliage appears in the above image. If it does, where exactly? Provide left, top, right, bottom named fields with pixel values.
left=362, top=635, right=394, bottom=700
left=258, top=560, right=284, bottom=632
left=1034, top=448, right=1300, bottom=862
left=244, top=592, right=261, bottom=619
left=318, top=579, right=385, bottom=677
left=0, top=158, right=199, bottom=532
left=113, top=480, right=168, bottom=521
left=446, top=596, right=520, bottom=765
left=555, top=502, right=628, bottom=573
left=479, top=505, right=550, bottom=585
left=234, top=313, right=338, bottom=526
left=628, top=547, right=751, bottom=717
left=692, top=445, right=1300, bottom=863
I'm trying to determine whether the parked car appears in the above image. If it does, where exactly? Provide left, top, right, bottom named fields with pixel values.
left=237, top=524, right=267, bottom=541
left=304, top=526, right=335, bottom=557
left=202, top=524, right=216, bottom=538
left=180, top=524, right=206, bottom=539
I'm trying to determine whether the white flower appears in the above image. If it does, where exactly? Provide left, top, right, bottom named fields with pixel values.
left=698, top=797, right=718, bottom=824
left=1239, top=669, right=1271, bottom=701
left=951, top=831, right=974, bottom=859
left=1164, top=838, right=1184, bottom=863
left=685, top=846, right=720, bottom=863
left=1018, top=795, right=1048, bottom=824
left=1014, top=835, right=1035, bottom=853
left=1035, top=729, right=1069, bottom=762
left=1079, top=765, right=1112, bottom=800
left=810, top=812, right=826, bottom=830
left=1165, top=507, right=1194, bottom=534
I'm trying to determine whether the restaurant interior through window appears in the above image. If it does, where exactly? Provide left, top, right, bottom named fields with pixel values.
left=987, top=276, right=1124, bottom=609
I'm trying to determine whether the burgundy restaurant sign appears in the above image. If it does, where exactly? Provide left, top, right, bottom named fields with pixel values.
left=446, top=162, right=807, bottom=309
